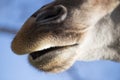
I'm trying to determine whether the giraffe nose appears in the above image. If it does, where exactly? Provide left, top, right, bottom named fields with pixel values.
left=36, top=5, right=68, bottom=24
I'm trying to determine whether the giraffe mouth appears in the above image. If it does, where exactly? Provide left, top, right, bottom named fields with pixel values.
left=29, top=44, right=78, bottom=60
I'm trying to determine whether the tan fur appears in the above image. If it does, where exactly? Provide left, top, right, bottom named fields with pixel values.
left=12, top=0, right=120, bottom=73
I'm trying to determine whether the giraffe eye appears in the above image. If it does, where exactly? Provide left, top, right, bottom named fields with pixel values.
left=36, top=5, right=67, bottom=24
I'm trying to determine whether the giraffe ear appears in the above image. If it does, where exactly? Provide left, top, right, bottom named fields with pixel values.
left=36, top=5, right=67, bottom=24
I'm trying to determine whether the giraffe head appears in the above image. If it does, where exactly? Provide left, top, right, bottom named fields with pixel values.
left=11, top=0, right=119, bottom=73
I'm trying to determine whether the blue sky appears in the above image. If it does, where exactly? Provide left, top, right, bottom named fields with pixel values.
left=0, top=0, right=120, bottom=80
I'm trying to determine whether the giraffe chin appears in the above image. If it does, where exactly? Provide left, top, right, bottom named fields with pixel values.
left=28, top=44, right=79, bottom=73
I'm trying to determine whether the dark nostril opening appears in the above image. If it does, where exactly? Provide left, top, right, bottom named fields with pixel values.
left=44, top=8, right=62, bottom=19
left=36, top=8, right=62, bottom=21
left=35, top=5, right=67, bottom=24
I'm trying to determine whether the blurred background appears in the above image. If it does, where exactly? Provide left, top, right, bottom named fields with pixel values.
left=0, top=0, right=120, bottom=80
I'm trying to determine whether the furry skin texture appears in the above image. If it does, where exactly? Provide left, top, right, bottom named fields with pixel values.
left=12, top=0, right=120, bottom=73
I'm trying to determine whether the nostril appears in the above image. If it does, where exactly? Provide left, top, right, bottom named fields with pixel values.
left=36, top=9, right=61, bottom=22
left=36, top=5, right=67, bottom=24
